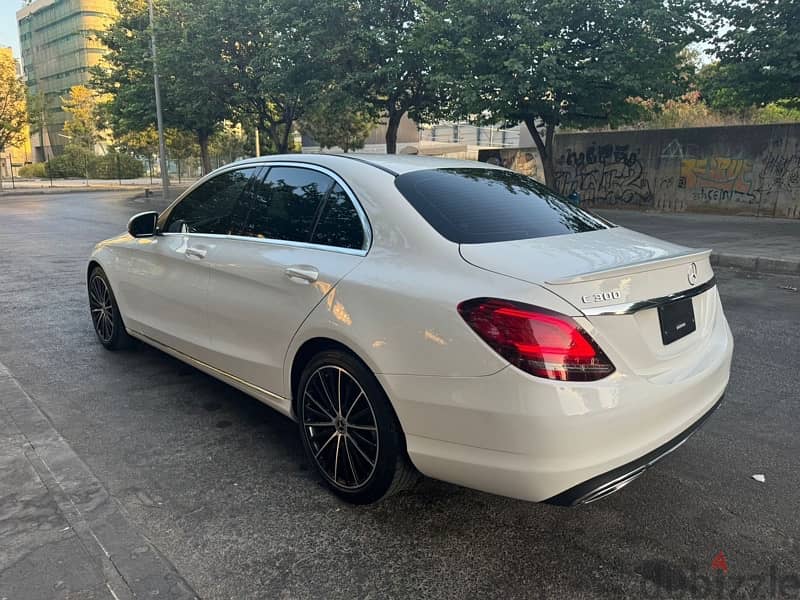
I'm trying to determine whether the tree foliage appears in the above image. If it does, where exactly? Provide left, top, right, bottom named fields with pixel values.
left=341, top=0, right=448, bottom=153
left=301, top=91, right=376, bottom=152
left=93, top=0, right=230, bottom=173
left=443, top=0, right=708, bottom=185
left=61, top=85, right=104, bottom=150
left=0, top=50, right=28, bottom=152
left=706, top=0, right=800, bottom=111
left=208, top=122, right=249, bottom=165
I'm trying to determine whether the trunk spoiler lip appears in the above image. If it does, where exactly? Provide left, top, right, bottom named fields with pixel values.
left=544, top=248, right=712, bottom=285
left=579, top=276, right=717, bottom=316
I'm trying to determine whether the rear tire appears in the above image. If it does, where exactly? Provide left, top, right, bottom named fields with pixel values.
left=297, top=350, right=418, bottom=504
left=88, top=266, right=134, bottom=351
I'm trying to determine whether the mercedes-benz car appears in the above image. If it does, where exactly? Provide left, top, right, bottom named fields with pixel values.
left=87, top=154, right=732, bottom=505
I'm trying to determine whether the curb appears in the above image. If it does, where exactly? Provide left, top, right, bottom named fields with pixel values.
left=0, top=185, right=151, bottom=197
left=711, top=252, right=800, bottom=276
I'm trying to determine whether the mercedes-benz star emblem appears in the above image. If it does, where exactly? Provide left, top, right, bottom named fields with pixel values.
left=688, top=262, right=698, bottom=286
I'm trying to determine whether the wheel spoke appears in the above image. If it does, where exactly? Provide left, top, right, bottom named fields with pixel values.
left=350, top=429, right=377, bottom=453
left=305, top=392, right=334, bottom=421
left=344, top=436, right=359, bottom=485
left=347, top=423, right=377, bottom=432
left=344, top=392, right=364, bottom=420
left=348, top=405, right=372, bottom=424
left=313, top=431, right=338, bottom=459
left=304, top=420, right=335, bottom=428
left=101, top=314, right=112, bottom=340
left=347, top=433, right=375, bottom=467
left=316, top=371, right=338, bottom=416
left=337, top=368, right=342, bottom=416
left=334, top=435, right=342, bottom=483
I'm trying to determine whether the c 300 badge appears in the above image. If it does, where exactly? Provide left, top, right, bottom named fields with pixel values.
left=581, top=290, right=622, bottom=304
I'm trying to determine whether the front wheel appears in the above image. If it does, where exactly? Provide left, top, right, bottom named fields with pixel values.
left=297, top=350, right=418, bottom=504
left=88, top=266, right=134, bottom=350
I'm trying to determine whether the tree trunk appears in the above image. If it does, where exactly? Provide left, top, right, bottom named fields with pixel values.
left=267, top=123, right=285, bottom=154
left=524, top=117, right=557, bottom=190
left=279, top=121, right=293, bottom=154
left=198, top=130, right=211, bottom=175
left=385, top=110, right=403, bottom=154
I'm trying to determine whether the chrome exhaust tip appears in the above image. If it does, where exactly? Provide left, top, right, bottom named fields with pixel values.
left=578, top=467, right=647, bottom=505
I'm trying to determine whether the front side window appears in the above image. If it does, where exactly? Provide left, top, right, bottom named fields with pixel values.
left=394, top=168, right=610, bottom=244
left=164, top=167, right=257, bottom=234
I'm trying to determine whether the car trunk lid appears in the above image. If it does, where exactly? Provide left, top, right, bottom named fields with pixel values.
left=459, top=227, right=719, bottom=378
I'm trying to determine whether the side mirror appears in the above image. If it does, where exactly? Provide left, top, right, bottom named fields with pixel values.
left=128, top=211, right=159, bottom=238
left=567, top=191, right=581, bottom=207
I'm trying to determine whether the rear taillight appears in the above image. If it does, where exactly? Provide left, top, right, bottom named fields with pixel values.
left=457, top=298, right=615, bottom=382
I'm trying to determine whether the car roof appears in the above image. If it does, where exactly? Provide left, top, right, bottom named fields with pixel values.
left=231, top=153, right=506, bottom=176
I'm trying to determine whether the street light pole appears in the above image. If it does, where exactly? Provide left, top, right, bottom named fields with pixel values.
left=147, top=0, right=169, bottom=201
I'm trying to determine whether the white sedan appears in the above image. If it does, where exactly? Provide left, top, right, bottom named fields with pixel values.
left=87, top=154, right=733, bottom=505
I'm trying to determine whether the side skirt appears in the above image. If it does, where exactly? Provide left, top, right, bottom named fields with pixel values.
left=127, top=329, right=295, bottom=420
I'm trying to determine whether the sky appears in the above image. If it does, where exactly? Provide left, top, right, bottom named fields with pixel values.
left=1, top=2, right=22, bottom=57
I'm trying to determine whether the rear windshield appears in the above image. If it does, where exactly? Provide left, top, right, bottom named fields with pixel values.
left=394, top=168, right=610, bottom=244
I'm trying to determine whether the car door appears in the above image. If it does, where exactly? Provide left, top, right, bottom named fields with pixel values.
left=203, top=164, right=369, bottom=397
left=118, top=166, right=259, bottom=361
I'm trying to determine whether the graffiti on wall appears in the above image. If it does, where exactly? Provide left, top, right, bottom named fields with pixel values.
left=678, top=157, right=757, bottom=204
left=755, top=143, right=800, bottom=203
left=481, top=125, right=800, bottom=217
left=554, top=144, right=653, bottom=205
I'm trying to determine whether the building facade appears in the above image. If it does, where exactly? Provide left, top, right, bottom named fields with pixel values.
left=17, top=0, right=116, bottom=161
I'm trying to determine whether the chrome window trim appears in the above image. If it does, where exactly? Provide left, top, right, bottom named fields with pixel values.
left=159, top=160, right=372, bottom=256
left=580, top=276, right=717, bottom=316
left=162, top=231, right=369, bottom=257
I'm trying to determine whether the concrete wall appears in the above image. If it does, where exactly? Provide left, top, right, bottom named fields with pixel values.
left=480, top=123, right=800, bottom=218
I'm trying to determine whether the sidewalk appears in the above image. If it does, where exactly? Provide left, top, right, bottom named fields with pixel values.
left=595, top=210, right=800, bottom=275
left=0, top=361, right=197, bottom=600
left=0, top=178, right=198, bottom=197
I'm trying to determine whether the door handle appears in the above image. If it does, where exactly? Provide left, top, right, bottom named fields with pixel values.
left=284, top=265, right=319, bottom=283
left=185, top=247, right=207, bottom=259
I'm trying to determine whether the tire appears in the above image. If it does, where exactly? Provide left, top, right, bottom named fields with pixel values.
left=88, top=266, right=134, bottom=351
left=297, top=350, right=418, bottom=504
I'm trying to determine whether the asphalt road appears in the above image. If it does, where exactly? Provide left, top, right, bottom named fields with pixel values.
left=1, top=191, right=798, bottom=599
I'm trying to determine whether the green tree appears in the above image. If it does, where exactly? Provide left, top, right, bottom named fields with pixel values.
left=208, top=122, right=249, bottom=167
left=0, top=50, right=28, bottom=154
left=165, top=128, right=197, bottom=181
left=445, top=0, right=708, bottom=186
left=93, top=0, right=230, bottom=174
left=92, top=1, right=156, bottom=135
left=707, top=0, right=800, bottom=111
left=212, top=0, right=346, bottom=154
left=61, top=85, right=103, bottom=150
left=26, top=89, right=49, bottom=159
left=117, top=126, right=159, bottom=158
left=301, top=91, right=376, bottom=152
left=343, top=0, right=447, bottom=153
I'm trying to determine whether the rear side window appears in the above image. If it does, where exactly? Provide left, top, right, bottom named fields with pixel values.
left=235, top=167, right=334, bottom=242
left=311, top=184, right=365, bottom=250
left=394, top=168, right=609, bottom=244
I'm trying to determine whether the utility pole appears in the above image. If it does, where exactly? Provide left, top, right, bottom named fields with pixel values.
left=148, top=0, right=169, bottom=201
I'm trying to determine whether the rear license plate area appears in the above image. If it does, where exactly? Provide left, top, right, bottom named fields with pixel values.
left=658, top=297, right=696, bottom=345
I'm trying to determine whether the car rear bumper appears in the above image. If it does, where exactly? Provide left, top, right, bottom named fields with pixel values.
left=378, top=315, right=732, bottom=503
left=544, top=393, right=724, bottom=506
